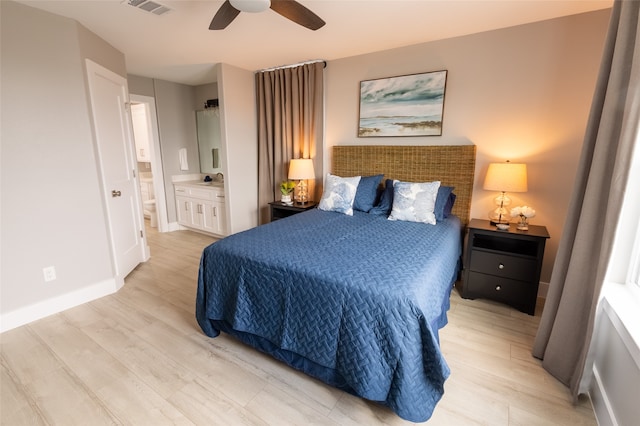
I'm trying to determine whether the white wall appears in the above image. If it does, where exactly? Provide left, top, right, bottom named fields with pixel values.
left=128, top=76, right=200, bottom=224
left=217, top=63, right=259, bottom=233
left=128, top=65, right=258, bottom=235
left=325, top=10, right=611, bottom=285
left=153, top=80, right=200, bottom=224
left=0, top=1, right=126, bottom=330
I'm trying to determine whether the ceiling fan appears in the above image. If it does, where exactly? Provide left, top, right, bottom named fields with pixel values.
left=209, top=0, right=326, bottom=31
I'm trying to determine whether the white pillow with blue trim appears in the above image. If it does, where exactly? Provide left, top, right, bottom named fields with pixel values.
left=318, top=173, right=361, bottom=216
left=388, top=180, right=441, bottom=225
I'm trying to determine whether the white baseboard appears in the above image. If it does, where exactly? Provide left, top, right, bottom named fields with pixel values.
left=167, top=222, right=222, bottom=239
left=0, top=278, right=117, bottom=333
left=167, top=221, right=182, bottom=232
left=590, top=366, right=617, bottom=426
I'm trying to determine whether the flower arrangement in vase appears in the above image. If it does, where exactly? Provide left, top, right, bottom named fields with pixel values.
left=511, top=206, right=536, bottom=230
left=280, top=181, right=295, bottom=205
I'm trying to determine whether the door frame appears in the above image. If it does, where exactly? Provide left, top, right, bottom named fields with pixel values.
left=130, top=94, right=169, bottom=233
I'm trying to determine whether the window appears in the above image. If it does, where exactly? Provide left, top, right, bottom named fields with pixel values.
left=626, top=130, right=640, bottom=288
left=607, top=122, right=640, bottom=288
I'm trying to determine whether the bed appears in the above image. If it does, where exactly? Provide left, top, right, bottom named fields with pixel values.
left=196, top=145, right=476, bottom=422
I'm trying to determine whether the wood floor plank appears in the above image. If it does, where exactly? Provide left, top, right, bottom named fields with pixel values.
left=168, top=380, right=269, bottom=425
left=0, top=358, right=47, bottom=425
left=0, top=223, right=597, bottom=425
left=245, top=384, right=339, bottom=426
left=80, top=318, right=196, bottom=400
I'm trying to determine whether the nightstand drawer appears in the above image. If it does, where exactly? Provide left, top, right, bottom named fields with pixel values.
left=466, top=272, right=532, bottom=308
left=469, top=250, right=537, bottom=281
left=462, top=219, right=550, bottom=315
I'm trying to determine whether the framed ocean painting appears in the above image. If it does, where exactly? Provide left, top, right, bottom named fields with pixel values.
left=358, top=70, right=447, bottom=137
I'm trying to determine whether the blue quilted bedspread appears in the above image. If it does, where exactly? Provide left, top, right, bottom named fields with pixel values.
left=196, top=209, right=461, bottom=422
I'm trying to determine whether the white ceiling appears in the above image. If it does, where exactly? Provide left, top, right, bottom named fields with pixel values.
left=18, top=0, right=612, bottom=86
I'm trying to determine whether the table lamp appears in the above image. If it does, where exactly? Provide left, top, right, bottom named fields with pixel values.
left=288, top=158, right=315, bottom=204
left=483, top=161, right=528, bottom=225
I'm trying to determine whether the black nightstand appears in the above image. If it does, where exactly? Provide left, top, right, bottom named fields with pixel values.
left=460, top=218, right=550, bottom=315
left=268, top=201, right=317, bottom=222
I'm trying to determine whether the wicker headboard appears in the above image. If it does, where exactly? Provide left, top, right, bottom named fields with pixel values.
left=332, top=145, right=476, bottom=227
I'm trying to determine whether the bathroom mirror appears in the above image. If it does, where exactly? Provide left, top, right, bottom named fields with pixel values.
left=196, top=109, right=222, bottom=174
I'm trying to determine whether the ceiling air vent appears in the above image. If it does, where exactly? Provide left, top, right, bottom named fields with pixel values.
left=125, top=0, right=172, bottom=16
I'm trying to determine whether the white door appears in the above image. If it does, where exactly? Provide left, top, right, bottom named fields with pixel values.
left=86, top=60, right=147, bottom=286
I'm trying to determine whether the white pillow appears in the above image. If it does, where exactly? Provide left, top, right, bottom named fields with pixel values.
left=388, top=180, right=441, bottom=224
left=318, top=173, right=361, bottom=216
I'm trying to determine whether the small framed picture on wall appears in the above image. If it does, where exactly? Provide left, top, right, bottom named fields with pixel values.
left=358, top=70, right=447, bottom=137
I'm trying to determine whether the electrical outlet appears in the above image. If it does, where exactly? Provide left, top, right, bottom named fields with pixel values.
left=43, top=266, right=56, bottom=282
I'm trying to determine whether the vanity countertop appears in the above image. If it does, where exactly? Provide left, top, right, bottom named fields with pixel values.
left=174, top=180, right=224, bottom=188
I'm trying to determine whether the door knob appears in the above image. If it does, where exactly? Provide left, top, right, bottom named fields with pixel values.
left=112, top=190, right=122, bottom=197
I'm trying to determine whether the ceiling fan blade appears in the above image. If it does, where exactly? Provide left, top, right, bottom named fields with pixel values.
left=209, top=0, right=241, bottom=30
left=270, top=0, right=326, bottom=31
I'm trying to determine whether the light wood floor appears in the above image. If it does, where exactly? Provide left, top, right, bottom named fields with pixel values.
left=1, top=223, right=597, bottom=425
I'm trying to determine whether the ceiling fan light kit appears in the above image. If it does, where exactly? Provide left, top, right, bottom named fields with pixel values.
left=210, top=0, right=325, bottom=31
left=230, top=0, right=270, bottom=13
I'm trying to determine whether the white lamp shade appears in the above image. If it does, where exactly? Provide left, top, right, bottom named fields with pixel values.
left=483, top=162, right=528, bottom=193
left=288, top=158, right=315, bottom=180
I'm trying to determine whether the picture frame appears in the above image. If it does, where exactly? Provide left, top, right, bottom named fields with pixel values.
left=358, top=70, right=447, bottom=137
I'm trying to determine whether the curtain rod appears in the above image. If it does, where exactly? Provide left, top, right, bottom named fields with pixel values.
left=257, top=59, right=326, bottom=73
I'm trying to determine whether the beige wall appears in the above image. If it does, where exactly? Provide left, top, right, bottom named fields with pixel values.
left=152, top=80, right=199, bottom=223
left=128, top=70, right=258, bottom=232
left=325, top=10, right=611, bottom=285
left=217, top=63, right=259, bottom=233
left=127, top=76, right=219, bottom=224
left=194, top=83, right=219, bottom=111
left=1, top=1, right=126, bottom=325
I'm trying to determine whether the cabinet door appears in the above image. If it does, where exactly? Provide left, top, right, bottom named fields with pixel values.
left=176, top=196, right=196, bottom=227
left=140, top=182, right=150, bottom=202
left=213, top=200, right=227, bottom=235
left=200, top=201, right=226, bottom=236
left=200, top=202, right=216, bottom=233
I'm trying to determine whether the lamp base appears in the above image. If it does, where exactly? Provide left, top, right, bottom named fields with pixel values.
left=295, top=179, right=308, bottom=204
left=488, top=209, right=510, bottom=226
left=488, top=192, right=511, bottom=225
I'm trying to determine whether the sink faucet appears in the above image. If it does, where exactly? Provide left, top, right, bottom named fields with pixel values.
left=216, top=172, right=224, bottom=182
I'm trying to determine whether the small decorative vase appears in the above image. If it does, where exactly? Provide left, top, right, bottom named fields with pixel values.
left=281, top=194, right=292, bottom=205
left=517, top=215, right=529, bottom=231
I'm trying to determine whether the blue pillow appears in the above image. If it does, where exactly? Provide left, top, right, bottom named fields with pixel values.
left=444, top=193, right=456, bottom=218
left=353, top=174, right=383, bottom=212
left=434, top=186, right=455, bottom=221
left=369, top=179, right=395, bottom=216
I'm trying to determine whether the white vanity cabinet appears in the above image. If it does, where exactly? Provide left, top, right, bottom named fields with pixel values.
left=174, top=183, right=227, bottom=237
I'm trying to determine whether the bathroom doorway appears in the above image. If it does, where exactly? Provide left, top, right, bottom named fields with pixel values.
left=130, top=94, right=168, bottom=233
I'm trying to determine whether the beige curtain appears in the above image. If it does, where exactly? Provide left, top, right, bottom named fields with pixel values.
left=256, top=61, right=324, bottom=224
left=532, top=0, right=639, bottom=400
